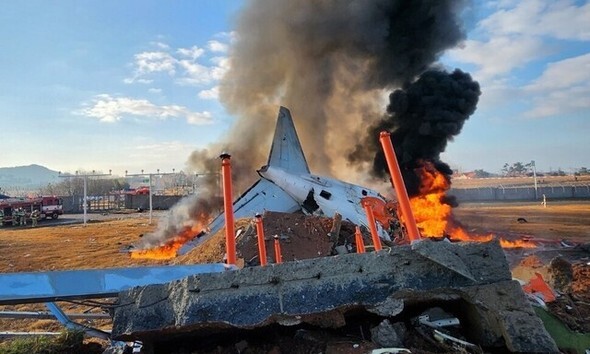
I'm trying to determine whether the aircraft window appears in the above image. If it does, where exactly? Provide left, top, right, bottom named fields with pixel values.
left=361, top=190, right=368, bottom=196
left=320, top=190, right=331, bottom=200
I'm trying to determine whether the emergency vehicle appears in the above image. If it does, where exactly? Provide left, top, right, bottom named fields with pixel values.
left=0, top=196, right=63, bottom=225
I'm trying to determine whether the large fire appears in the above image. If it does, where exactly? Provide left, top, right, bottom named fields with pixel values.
left=130, top=214, right=210, bottom=260
left=409, top=161, right=535, bottom=249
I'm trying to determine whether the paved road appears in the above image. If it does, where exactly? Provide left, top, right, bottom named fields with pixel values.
left=0, top=210, right=168, bottom=229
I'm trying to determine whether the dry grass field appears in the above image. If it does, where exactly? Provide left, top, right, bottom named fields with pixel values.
left=453, top=201, right=590, bottom=242
left=0, top=218, right=164, bottom=273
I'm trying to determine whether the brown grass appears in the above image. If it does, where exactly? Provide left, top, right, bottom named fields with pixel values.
left=0, top=218, right=166, bottom=273
left=453, top=201, right=590, bottom=242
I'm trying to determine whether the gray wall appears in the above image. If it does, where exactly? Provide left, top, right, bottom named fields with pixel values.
left=124, top=195, right=183, bottom=210
left=450, top=185, right=590, bottom=202
left=60, top=194, right=182, bottom=213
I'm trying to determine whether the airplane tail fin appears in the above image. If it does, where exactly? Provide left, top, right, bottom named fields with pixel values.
left=266, top=106, right=310, bottom=174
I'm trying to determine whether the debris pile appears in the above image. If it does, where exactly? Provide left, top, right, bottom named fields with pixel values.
left=174, top=211, right=361, bottom=266
left=113, top=228, right=558, bottom=353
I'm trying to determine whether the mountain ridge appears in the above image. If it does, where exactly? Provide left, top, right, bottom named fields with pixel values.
left=0, top=164, right=60, bottom=189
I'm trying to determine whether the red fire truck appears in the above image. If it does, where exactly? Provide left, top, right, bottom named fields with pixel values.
left=0, top=196, right=63, bottom=225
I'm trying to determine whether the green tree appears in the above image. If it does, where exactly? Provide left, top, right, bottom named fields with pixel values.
left=502, top=162, right=532, bottom=177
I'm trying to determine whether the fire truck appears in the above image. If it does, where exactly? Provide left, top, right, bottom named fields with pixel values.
left=0, top=196, right=63, bottom=225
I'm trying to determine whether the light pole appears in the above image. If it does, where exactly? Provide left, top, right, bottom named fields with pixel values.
left=59, top=170, right=112, bottom=226
left=531, top=160, right=538, bottom=199
left=125, top=169, right=178, bottom=224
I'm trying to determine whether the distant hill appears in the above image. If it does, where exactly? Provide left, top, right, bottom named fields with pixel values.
left=0, top=164, right=60, bottom=190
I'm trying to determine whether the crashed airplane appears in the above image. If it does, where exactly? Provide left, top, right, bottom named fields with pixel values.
left=179, top=106, right=397, bottom=255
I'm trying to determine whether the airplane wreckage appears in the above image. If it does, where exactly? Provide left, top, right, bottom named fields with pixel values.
left=2, top=107, right=588, bottom=353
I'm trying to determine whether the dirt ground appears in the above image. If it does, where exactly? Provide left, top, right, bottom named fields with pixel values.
left=451, top=174, right=590, bottom=188
left=1, top=202, right=589, bottom=352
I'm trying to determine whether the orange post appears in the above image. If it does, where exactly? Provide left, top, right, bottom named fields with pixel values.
left=273, top=235, right=283, bottom=264
left=362, top=201, right=382, bottom=251
left=220, top=153, right=236, bottom=265
left=379, top=132, right=421, bottom=243
left=254, top=213, right=268, bottom=266
left=355, top=226, right=366, bottom=253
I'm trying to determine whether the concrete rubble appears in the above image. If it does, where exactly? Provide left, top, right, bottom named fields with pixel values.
left=112, top=239, right=558, bottom=353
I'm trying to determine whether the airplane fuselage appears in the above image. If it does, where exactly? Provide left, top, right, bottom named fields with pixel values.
left=258, top=165, right=389, bottom=234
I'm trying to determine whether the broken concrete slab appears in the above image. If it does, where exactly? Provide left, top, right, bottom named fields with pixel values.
left=112, top=240, right=557, bottom=353
left=371, top=319, right=406, bottom=347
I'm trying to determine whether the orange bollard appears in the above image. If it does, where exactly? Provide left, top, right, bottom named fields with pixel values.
left=220, top=153, right=236, bottom=265
left=362, top=201, right=382, bottom=251
left=273, top=235, right=283, bottom=264
left=254, top=213, right=268, bottom=266
left=379, top=132, right=421, bottom=243
left=355, top=226, right=366, bottom=253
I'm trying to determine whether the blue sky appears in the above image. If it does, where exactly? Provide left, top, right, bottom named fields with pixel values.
left=0, top=0, right=588, bottom=177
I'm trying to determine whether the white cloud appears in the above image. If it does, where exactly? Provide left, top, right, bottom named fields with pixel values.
left=150, top=41, right=171, bottom=50
left=186, top=111, right=213, bottom=125
left=134, top=51, right=176, bottom=75
left=449, top=0, right=589, bottom=82
left=448, top=36, right=546, bottom=81
left=198, top=86, right=219, bottom=100
left=176, top=60, right=213, bottom=85
left=77, top=94, right=213, bottom=125
left=177, top=46, right=205, bottom=61
left=526, top=53, right=590, bottom=91
left=207, top=40, right=228, bottom=53
left=148, top=88, right=162, bottom=94
left=126, top=49, right=230, bottom=87
left=209, top=57, right=230, bottom=80
left=125, top=51, right=177, bottom=83
left=524, top=53, right=590, bottom=118
left=482, top=0, right=590, bottom=41
left=214, top=31, right=236, bottom=41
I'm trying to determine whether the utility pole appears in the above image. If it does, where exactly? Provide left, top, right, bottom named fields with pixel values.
left=59, top=170, right=112, bottom=226
left=125, top=169, right=178, bottom=224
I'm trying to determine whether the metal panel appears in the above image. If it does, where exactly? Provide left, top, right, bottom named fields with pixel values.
left=0, top=264, right=230, bottom=305
left=0, top=311, right=110, bottom=320
left=178, top=178, right=300, bottom=255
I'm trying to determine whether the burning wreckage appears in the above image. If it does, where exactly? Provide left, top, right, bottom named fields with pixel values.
left=107, top=107, right=588, bottom=353
left=1, top=106, right=588, bottom=352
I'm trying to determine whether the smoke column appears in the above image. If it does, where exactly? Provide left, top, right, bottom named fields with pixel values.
left=193, top=0, right=470, bottom=183
left=139, top=0, right=475, bottom=250
left=349, top=69, right=481, bottom=196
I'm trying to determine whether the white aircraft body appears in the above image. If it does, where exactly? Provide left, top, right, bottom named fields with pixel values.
left=179, top=106, right=392, bottom=255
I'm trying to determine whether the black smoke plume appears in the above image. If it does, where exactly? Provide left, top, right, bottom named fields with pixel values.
left=349, top=69, right=481, bottom=196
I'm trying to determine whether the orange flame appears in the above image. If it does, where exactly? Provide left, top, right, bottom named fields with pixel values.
left=408, top=160, right=535, bottom=249
left=130, top=213, right=210, bottom=260
left=499, top=238, right=536, bottom=249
